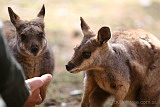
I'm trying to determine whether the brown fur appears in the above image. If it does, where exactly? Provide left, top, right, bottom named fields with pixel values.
left=66, top=17, right=160, bottom=107
left=2, top=5, right=54, bottom=101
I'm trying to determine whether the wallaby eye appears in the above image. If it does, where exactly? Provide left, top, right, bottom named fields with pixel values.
left=38, top=32, right=44, bottom=38
left=82, top=51, right=91, bottom=59
left=21, top=34, right=27, bottom=41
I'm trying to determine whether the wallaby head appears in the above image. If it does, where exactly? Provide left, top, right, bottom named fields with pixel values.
left=66, top=17, right=111, bottom=73
left=8, top=5, right=47, bottom=57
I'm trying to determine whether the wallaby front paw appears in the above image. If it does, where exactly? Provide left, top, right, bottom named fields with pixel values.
left=112, top=105, right=119, bottom=107
left=81, top=102, right=90, bottom=107
left=112, top=103, right=122, bottom=107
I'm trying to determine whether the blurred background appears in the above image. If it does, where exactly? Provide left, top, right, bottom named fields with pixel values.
left=1, top=0, right=160, bottom=107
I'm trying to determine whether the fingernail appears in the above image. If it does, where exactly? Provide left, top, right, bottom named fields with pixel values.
left=41, top=74, right=52, bottom=82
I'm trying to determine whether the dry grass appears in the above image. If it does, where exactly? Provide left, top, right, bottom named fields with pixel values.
left=1, top=0, right=160, bottom=107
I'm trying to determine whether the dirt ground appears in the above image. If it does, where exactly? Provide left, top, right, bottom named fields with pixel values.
left=0, top=0, right=160, bottom=107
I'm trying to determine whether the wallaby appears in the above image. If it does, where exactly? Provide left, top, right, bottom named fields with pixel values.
left=66, top=17, right=160, bottom=107
left=3, top=5, right=54, bottom=101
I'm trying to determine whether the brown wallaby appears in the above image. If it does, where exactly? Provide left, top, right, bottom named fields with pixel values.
left=66, top=17, right=160, bottom=107
left=3, top=5, right=54, bottom=101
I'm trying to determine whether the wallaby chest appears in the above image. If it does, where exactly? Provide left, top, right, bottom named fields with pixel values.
left=15, top=54, right=42, bottom=79
left=11, top=44, right=54, bottom=79
left=92, top=71, right=117, bottom=95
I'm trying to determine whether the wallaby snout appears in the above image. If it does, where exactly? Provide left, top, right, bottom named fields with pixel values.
left=30, top=45, right=39, bottom=56
left=66, top=62, right=75, bottom=72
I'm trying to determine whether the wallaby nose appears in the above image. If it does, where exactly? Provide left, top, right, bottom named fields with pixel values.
left=31, top=45, right=39, bottom=55
left=66, top=63, right=75, bottom=71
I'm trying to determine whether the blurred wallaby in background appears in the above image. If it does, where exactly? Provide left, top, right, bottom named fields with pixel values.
left=66, top=17, right=160, bottom=107
left=2, top=5, right=54, bottom=101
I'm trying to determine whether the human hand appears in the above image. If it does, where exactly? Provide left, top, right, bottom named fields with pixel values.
left=23, top=74, right=52, bottom=107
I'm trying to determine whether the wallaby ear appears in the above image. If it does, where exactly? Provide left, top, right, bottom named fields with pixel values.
left=97, top=26, right=111, bottom=45
left=8, top=7, right=20, bottom=27
left=80, top=17, right=95, bottom=37
left=37, top=4, right=45, bottom=19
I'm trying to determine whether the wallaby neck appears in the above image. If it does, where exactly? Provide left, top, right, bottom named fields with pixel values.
left=100, top=43, right=129, bottom=71
left=14, top=45, right=43, bottom=60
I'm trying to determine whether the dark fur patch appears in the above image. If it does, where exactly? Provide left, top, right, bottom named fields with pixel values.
left=17, top=20, right=44, bottom=33
left=72, top=39, right=98, bottom=67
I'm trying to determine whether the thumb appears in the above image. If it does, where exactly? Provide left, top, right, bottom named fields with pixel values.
left=25, top=74, right=52, bottom=92
left=40, top=74, right=52, bottom=85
